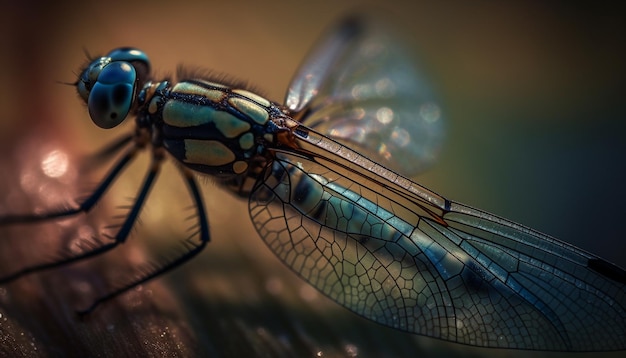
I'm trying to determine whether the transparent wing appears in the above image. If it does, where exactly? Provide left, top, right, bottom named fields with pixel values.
left=285, top=16, right=444, bottom=176
left=248, top=143, right=626, bottom=351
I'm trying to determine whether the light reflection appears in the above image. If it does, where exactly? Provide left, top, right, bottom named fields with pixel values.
left=330, top=126, right=366, bottom=142
left=72, top=279, right=94, bottom=295
left=41, top=149, right=69, bottom=178
left=419, top=102, right=441, bottom=123
left=344, top=343, right=358, bottom=357
left=375, top=107, right=393, bottom=124
left=78, top=225, right=95, bottom=241
left=299, top=284, right=318, bottom=302
left=127, top=49, right=143, bottom=57
left=456, top=319, right=464, bottom=329
left=349, top=107, right=365, bottom=120
left=265, top=277, right=284, bottom=295
left=375, top=77, right=395, bottom=97
left=350, top=84, right=376, bottom=100
left=68, top=238, right=84, bottom=255
left=37, top=182, right=67, bottom=205
left=350, top=84, right=365, bottom=99
left=377, top=143, right=392, bottom=161
left=375, top=77, right=396, bottom=98
left=390, top=127, right=410, bottom=147
left=18, top=171, right=38, bottom=194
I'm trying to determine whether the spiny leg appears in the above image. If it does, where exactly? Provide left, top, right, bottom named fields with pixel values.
left=77, top=167, right=210, bottom=315
left=0, top=146, right=159, bottom=284
left=0, top=139, right=138, bottom=226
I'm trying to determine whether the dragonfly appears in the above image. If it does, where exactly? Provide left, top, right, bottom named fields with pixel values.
left=1, top=15, right=625, bottom=351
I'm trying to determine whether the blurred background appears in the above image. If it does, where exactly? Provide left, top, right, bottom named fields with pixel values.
left=0, top=0, right=624, bottom=357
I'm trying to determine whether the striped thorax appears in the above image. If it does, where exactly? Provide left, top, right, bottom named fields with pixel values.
left=137, top=79, right=289, bottom=180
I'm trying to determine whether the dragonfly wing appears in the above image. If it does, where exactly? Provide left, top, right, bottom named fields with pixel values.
left=442, top=204, right=626, bottom=350
left=249, top=150, right=626, bottom=351
left=285, top=16, right=444, bottom=176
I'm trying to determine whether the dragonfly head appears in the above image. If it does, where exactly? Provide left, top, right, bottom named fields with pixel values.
left=77, top=48, right=151, bottom=129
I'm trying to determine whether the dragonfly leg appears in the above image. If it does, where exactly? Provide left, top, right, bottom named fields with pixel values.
left=0, top=140, right=138, bottom=226
left=77, top=167, right=210, bottom=315
left=0, top=147, right=159, bottom=284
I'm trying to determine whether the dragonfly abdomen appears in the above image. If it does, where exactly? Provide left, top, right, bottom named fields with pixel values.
left=264, top=159, right=405, bottom=243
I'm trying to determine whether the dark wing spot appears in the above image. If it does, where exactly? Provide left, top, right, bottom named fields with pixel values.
left=588, top=258, right=626, bottom=284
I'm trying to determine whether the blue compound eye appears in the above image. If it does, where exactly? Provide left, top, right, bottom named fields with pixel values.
left=107, top=47, right=149, bottom=64
left=87, top=61, right=137, bottom=128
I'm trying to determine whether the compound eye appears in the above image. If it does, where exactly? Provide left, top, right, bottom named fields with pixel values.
left=87, top=61, right=137, bottom=129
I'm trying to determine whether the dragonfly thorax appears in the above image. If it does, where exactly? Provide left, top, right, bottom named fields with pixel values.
left=138, top=78, right=282, bottom=181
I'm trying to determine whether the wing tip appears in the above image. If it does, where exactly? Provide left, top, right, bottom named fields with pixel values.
left=588, top=258, right=626, bottom=284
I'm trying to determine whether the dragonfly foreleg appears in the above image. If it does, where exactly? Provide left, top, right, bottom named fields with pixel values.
left=0, top=148, right=158, bottom=286
left=77, top=167, right=210, bottom=315
left=0, top=143, right=139, bottom=226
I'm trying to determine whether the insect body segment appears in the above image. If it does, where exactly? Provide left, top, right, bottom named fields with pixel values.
left=145, top=79, right=280, bottom=178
